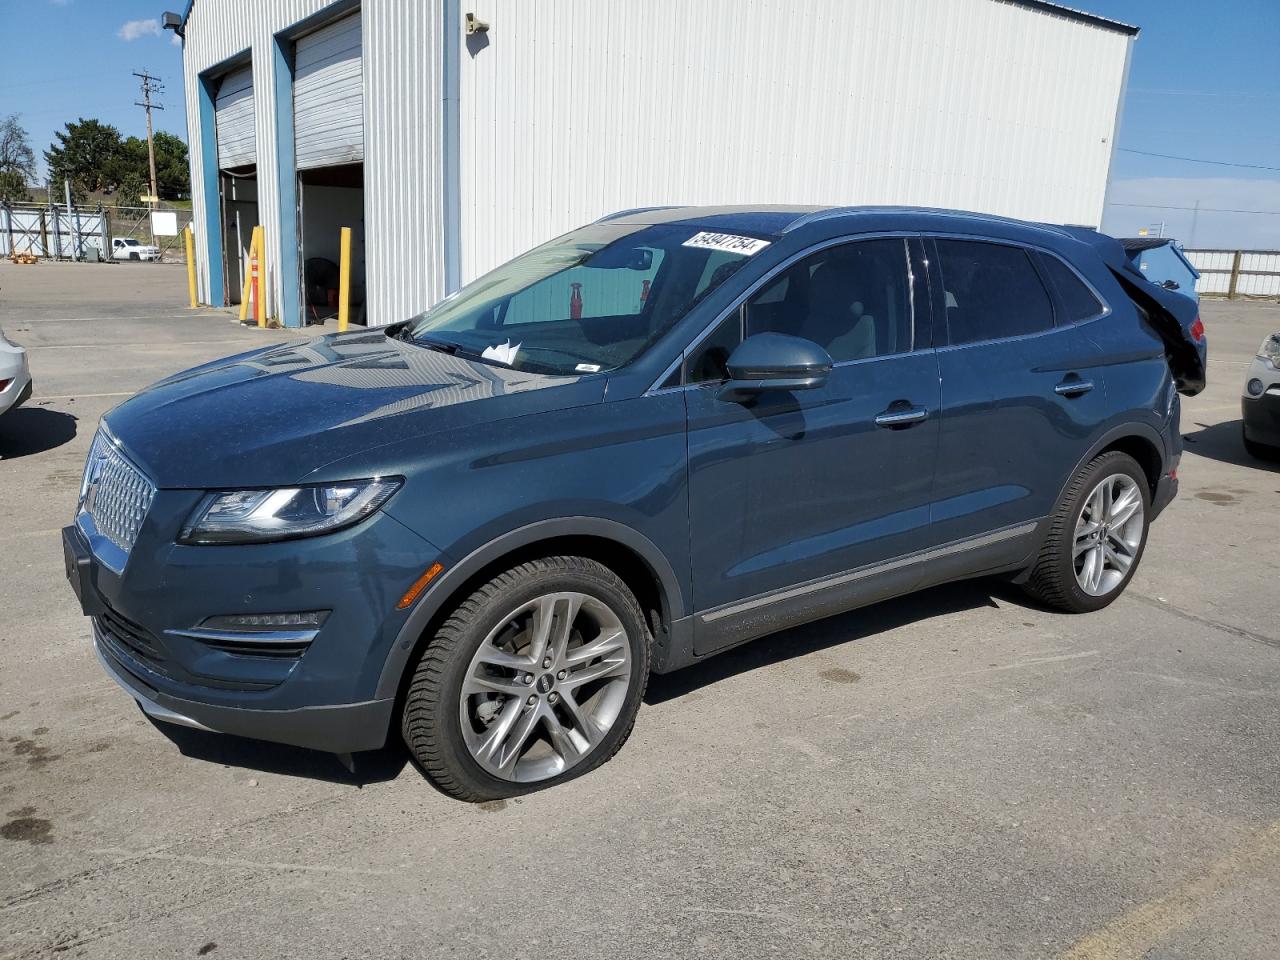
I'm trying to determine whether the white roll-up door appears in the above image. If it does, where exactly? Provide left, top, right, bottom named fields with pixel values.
left=214, top=64, right=256, bottom=169
left=294, top=13, right=364, bottom=170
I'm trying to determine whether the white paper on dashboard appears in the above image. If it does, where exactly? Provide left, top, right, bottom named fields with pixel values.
left=481, top=340, right=522, bottom=365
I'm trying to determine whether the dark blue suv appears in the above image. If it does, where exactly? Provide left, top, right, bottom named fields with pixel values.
left=63, top=206, right=1208, bottom=800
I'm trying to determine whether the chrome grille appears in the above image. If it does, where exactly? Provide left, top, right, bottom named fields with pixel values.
left=80, top=430, right=155, bottom=557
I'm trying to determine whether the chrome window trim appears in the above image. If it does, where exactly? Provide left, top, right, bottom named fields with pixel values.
left=646, top=231, right=922, bottom=395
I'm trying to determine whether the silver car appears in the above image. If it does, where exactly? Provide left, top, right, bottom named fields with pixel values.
left=0, top=327, right=32, bottom=417
left=1243, top=331, right=1280, bottom=459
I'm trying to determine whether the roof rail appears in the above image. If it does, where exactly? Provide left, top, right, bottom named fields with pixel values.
left=594, top=206, right=678, bottom=224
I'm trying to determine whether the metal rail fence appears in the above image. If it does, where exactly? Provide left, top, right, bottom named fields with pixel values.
left=1, top=202, right=193, bottom=262
left=1184, top=249, right=1280, bottom=300
left=1, top=202, right=109, bottom=260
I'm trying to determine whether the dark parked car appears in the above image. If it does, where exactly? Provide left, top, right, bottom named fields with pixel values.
left=64, top=206, right=1207, bottom=801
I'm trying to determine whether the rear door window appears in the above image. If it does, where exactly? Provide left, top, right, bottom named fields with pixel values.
left=935, top=239, right=1054, bottom=345
left=1040, top=254, right=1106, bottom=323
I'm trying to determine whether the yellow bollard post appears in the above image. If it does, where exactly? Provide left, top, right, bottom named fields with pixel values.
left=337, top=226, right=352, bottom=333
left=254, top=228, right=267, bottom=328
left=184, top=225, right=198, bottom=308
left=238, top=226, right=259, bottom=324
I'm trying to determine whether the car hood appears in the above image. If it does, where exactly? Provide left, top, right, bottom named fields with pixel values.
left=105, top=329, right=602, bottom=488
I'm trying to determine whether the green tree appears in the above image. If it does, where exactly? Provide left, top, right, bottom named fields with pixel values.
left=44, top=118, right=123, bottom=196
left=153, top=131, right=190, bottom=200
left=0, top=114, right=36, bottom=203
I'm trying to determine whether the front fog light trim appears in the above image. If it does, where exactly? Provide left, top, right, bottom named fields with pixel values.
left=1247, top=378, right=1265, bottom=397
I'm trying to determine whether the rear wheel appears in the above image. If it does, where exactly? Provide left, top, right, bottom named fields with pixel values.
left=401, top=556, right=649, bottom=801
left=1023, top=451, right=1150, bottom=613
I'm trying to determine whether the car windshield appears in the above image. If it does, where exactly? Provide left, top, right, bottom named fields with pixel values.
left=404, top=222, right=773, bottom=375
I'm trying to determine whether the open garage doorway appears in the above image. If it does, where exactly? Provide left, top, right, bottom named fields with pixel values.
left=298, top=163, right=365, bottom=325
left=292, top=9, right=364, bottom=326
left=220, top=168, right=258, bottom=307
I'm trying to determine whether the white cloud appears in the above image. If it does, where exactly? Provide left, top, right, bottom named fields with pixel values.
left=118, top=18, right=161, bottom=41
left=1103, top=177, right=1280, bottom=250
left=171, top=31, right=183, bottom=46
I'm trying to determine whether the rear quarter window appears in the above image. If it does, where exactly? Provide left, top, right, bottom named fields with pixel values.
left=1040, top=254, right=1106, bottom=323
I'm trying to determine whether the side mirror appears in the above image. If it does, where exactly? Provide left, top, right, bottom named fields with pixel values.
left=718, top=333, right=832, bottom=402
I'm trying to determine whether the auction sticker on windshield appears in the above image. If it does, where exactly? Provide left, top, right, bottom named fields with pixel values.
left=682, top=232, right=771, bottom=256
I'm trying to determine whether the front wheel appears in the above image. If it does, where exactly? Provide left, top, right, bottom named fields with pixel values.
left=401, top=556, right=650, bottom=801
left=1023, top=451, right=1150, bottom=613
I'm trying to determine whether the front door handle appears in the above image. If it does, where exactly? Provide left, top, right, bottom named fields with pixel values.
left=1054, top=378, right=1095, bottom=397
left=874, top=405, right=929, bottom=429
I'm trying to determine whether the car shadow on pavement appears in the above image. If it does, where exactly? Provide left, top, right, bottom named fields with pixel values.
left=646, top=579, right=1025, bottom=704
left=1182, top=418, right=1280, bottom=472
left=0, top=406, right=78, bottom=459
left=151, top=720, right=409, bottom=787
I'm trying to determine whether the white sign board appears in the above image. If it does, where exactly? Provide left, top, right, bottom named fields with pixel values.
left=150, top=211, right=179, bottom=237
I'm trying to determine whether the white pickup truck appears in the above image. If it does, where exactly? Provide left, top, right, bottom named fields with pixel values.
left=112, top=237, right=161, bottom=261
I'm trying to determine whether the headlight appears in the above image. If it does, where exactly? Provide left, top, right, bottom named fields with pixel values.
left=179, top=478, right=401, bottom=544
left=1259, top=333, right=1280, bottom=366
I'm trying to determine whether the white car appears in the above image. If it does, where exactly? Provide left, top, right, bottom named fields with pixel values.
left=0, top=327, right=32, bottom=417
left=112, top=237, right=161, bottom=261
left=1243, top=331, right=1280, bottom=460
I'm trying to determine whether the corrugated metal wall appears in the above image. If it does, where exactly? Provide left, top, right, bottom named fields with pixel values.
left=362, top=0, right=446, bottom=326
left=183, top=0, right=445, bottom=327
left=457, top=0, right=1133, bottom=283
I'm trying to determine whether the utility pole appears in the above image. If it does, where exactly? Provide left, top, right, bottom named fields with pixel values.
left=133, top=70, right=164, bottom=207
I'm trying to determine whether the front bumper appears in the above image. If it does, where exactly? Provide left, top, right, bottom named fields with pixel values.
left=64, top=494, right=442, bottom=753
left=1242, top=353, right=1280, bottom=449
left=0, top=351, right=31, bottom=416
left=94, top=626, right=393, bottom=752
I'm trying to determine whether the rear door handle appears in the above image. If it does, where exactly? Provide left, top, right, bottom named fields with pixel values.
left=874, top=405, right=929, bottom=429
left=1054, top=378, right=1095, bottom=397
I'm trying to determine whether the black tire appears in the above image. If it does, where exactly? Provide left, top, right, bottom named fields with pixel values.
left=1022, top=451, right=1150, bottom=613
left=401, top=556, right=650, bottom=802
left=1243, top=425, right=1280, bottom=462
left=129, top=252, right=139, bottom=261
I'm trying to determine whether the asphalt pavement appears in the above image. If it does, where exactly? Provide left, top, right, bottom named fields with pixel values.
left=1, top=261, right=1278, bottom=959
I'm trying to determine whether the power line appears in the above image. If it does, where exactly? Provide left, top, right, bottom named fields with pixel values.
left=1117, top=147, right=1280, bottom=172
left=1110, top=202, right=1280, bottom=216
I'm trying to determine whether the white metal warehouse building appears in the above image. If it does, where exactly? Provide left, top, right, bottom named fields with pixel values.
left=176, top=0, right=1138, bottom=329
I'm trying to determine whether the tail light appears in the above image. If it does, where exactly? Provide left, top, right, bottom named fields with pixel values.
left=1190, top=316, right=1205, bottom=341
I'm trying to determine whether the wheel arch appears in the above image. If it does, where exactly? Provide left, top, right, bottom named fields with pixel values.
left=374, top=518, right=685, bottom=702
left=1055, top=422, right=1166, bottom=510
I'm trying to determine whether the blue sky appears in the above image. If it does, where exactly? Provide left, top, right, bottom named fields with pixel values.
left=0, top=0, right=1276, bottom=247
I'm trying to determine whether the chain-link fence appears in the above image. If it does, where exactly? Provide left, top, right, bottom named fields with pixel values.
left=108, top=206, right=194, bottom=262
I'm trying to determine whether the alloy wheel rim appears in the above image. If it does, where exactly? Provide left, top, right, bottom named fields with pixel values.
left=459, top=592, right=632, bottom=783
left=1073, top=473, right=1144, bottom=597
